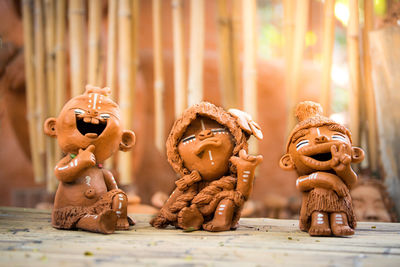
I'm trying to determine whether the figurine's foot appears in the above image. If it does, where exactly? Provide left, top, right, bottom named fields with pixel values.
left=76, top=210, right=118, bottom=234
left=177, top=205, right=204, bottom=230
left=98, top=210, right=118, bottom=234
left=202, top=220, right=231, bottom=232
left=116, top=218, right=130, bottom=230
left=308, top=211, right=331, bottom=236
left=330, top=212, right=354, bottom=236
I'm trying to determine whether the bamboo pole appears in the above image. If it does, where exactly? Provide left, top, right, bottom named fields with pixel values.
left=217, top=0, right=239, bottom=109
left=106, top=0, right=118, bottom=95
left=286, top=0, right=309, bottom=133
left=347, top=0, right=362, bottom=146
left=34, top=0, right=47, bottom=182
left=22, top=0, right=45, bottom=183
left=55, top=0, right=66, bottom=165
left=44, top=0, right=57, bottom=191
left=153, top=0, right=165, bottom=153
left=187, top=0, right=204, bottom=106
left=320, top=0, right=335, bottom=115
left=231, top=0, right=241, bottom=108
left=363, top=0, right=378, bottom=172
left=242, top=0, right=258, bottom=153
left=283, top=0, right=295, bottom=83
left=69, top=0, right=86, bottom=96
left=171, top=0, right=186, bottom=117
left=117, top=0, right=133, bottom=185
left=88, top=0, right=102, bottom=85
left=104, top=0, right=118, bottom=171
left=131, top=0, right=140, bottom=98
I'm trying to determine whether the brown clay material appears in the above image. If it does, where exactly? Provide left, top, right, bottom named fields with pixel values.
left=279, top=101, right=365, bottom=237
left=150, top=102, right=263, bottom=232
left=44, top=85, right=136, bottom=234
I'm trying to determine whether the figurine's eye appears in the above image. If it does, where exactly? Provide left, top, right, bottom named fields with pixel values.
left=331, top=134, right=347, bottom=142
left=296, top=139, right=309, bottom=151
left=211, top=128, right=227, bottom=134
left=100, top=113, right=111, bottom=119
left=74, top=109, right=85, bottom=115
left=181, top=135, right=196, bottom=144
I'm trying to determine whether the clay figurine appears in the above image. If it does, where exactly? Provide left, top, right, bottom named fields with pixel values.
left=279, top=101, right=365, bottom=236
left=44, top=85, right=136, bottom=234
left=150, top=102, right=263, bottom=232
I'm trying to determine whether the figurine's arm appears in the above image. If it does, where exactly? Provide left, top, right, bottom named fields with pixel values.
left=296, top=172, right=348, bottom=197
left=54, top=145, right=96, bottom=182
left=330, top=144, right=358, bottom=189
left=103, top=169, right=119, bottom=190
left=230, top=150, right=263, bottom=200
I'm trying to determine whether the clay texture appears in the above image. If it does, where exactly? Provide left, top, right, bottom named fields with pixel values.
left=280, top=101, right=365, bottom=236
left=44, top=85, right=136, bottom=234
left=150, top=102, right=263, bottom=232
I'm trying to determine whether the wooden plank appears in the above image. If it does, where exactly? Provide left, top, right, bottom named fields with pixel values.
left=0, top=207, right=399, bottom=265
left=369, top=26, right=400, bottom=218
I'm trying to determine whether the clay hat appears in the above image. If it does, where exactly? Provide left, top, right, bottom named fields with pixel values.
left=286, top=101, right=352, bottom=152
left=166, top=102, right=262, bottom=177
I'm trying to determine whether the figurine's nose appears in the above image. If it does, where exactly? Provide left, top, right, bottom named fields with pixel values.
left=315, top=135, right=329, bottom=143
left=198, top=129, right=214, bottom=140
left=87, top=110, right=99, bottom=116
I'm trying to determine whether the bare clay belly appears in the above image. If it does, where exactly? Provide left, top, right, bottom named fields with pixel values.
left=54, top=168, right=108, bottom=209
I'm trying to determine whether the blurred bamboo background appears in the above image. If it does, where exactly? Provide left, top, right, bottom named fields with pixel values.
left=17, top=0, right=399, bottom=215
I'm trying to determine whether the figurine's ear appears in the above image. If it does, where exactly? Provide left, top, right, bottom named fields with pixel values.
left=44, top=118, right=57, bottom=137
left=351, top=147, right=365, bottom=163
left=279, top=154, right=295, bottom=170
left=119, top=130, right=136, bottom=151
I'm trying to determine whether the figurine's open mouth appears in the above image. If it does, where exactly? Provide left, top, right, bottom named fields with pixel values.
left=299, top=142, right=334, bottom=170
left=76, top=116, right=107, bottom=138
left=194, top=137, right=222, bottom=157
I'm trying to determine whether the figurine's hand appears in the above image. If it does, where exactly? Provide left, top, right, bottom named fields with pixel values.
left=175, top=170, right=201, bottom=191
left=332, top=178, right=348, bottom=198
left=330, top=144, right=351, bottom=173
left=230, top=149, right=263, bottom=173
left=77, top=144, right=96, bottom=167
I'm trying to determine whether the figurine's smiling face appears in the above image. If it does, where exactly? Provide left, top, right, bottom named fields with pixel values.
left=55, top=93, right=122, bottom=162
left=288, top=124, right=351, bottom=175
left=178, top=117, right=234, bottom=181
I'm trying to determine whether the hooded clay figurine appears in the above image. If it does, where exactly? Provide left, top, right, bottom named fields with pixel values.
left=150, top=102, right=263, bottom=232
left=280, top=101, right=365, bottom=236
left=44, top=85, right=136, bottom=234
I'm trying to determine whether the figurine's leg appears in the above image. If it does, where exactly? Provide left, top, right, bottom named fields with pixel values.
left=308, top=211, right=332, bottom=236
left=76, top=210, right=117, bottom=234
left=177, top=204, right=204, bottom=230
left=330, top=212, right=354, bottom=236
left=112, top=193, right=130, bottom=230
left=203, top=198, right=234, bottom=232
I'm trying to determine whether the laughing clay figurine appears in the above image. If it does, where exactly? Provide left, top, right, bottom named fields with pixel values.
left=150, top=102, right=263, bottom=232
left=44, top=85, right=136, bottom=234
left=280, top=101, right=365, bottom=236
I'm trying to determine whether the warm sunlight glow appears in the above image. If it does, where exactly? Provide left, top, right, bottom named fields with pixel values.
left=335, top=2, right=349, bottom=26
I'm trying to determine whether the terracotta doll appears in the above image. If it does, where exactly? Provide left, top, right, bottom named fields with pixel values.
left=44, top=85, right=136, bottom=234
left=150, top=102, right=263, bottom=232
left=279, top=101, right=364, bottom=236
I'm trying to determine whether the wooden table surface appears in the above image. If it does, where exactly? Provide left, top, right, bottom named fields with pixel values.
left=0, top=207, right=399, bottom=266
